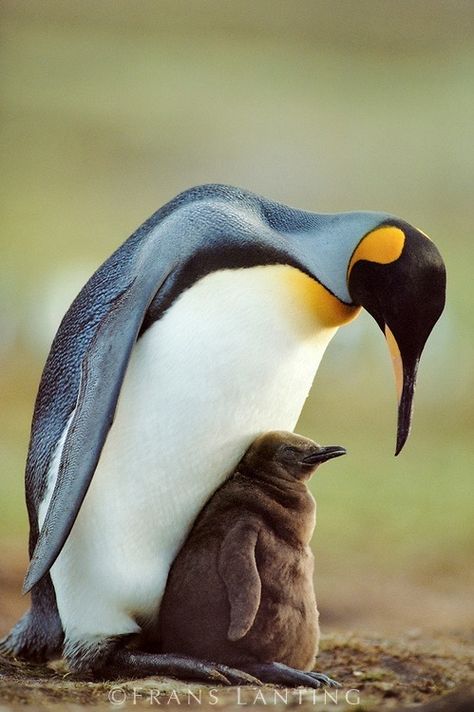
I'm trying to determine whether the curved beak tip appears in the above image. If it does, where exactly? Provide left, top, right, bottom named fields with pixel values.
left=395, top=405, right=412, bottom=456
left=394, top=373, right=417, bottom=456
left=395, top=437, right=406, bottom=457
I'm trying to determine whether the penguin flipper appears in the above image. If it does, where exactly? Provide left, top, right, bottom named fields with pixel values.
left=218, top=521, right=261, bottom=642
left=23, top=260, right=176, bottom=594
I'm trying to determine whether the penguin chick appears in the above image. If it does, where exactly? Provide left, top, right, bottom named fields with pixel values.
left=157, top=431, right=346, bottom=688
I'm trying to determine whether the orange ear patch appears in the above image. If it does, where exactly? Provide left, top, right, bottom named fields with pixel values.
left=348, top=226, right=405, bottom=278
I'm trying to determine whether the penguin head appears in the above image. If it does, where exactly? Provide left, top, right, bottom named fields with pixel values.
left=243, top=431, right=346, bottom=482
left=346, top=221, right=446, bottom=454
left=258, top=195, right=446, bottom=455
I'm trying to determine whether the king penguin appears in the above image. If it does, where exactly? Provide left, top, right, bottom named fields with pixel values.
left=1, top=184, right=446, bottom=682
left=158, top=431, right=346, bottom=689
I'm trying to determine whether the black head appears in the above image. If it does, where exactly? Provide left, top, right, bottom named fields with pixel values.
left=347, top=221, right=446, bottom=454
left=242, top=431, right=346, bottom=482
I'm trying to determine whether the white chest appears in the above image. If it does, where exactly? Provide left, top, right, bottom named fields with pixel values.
left=45, top=265, right=340, bottom=640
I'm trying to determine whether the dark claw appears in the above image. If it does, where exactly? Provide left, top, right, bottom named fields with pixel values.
left=307, top=671, right=341, bottom=688
left=183, top=659, right=231, bottom=686
left=213, top=663, right=262, bottom=686
left=241, top=661, right=338, bottom=689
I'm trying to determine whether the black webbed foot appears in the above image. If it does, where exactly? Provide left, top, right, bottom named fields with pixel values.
left=96, top=649, right=261, bottom=686
left=240, top=661, right=340, bottom=689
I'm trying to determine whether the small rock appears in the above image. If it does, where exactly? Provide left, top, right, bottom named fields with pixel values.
left=373, top=682, right=395, bottom=692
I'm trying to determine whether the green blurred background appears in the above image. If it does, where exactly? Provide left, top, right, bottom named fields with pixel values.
left=1, top=1, right=473, bottom=634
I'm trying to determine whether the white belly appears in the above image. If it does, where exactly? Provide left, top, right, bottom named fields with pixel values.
left=41, top=265, right=339, bottom=642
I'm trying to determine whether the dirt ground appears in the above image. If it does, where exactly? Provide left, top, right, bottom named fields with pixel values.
left=1, top=546, right=473, bottom=711
left=1, top=632, right=473, bottom=711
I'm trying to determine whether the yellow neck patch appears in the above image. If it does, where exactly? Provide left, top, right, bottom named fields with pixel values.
left=348, top=226, right=405, bottom=278
left=282, top=265, right=361, bottom=328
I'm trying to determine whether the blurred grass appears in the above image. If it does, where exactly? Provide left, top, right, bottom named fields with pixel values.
left=1, top=1, right=473, bottom=617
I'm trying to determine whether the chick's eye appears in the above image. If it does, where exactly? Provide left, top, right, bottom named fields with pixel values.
left=282, top=446, right=299, bottom=456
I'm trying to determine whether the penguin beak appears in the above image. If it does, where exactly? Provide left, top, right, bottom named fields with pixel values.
left=396, top=361, right=419, bottom=456
left=302, top=445, right=347, bottom=465
left=385, top=325, right=420, bottom=456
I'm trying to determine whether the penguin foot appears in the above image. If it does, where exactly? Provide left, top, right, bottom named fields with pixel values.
left=239, top=662, right=340, bottom=689
left=96, top=649, right=261, bottom=686
left=0, top=610, right=63, bottom=663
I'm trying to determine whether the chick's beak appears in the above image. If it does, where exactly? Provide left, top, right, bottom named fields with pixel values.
left=302, top=445, right=347, bottom=465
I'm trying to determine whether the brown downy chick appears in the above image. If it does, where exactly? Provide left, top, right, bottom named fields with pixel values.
left=157, top=431, right=345, bottom=687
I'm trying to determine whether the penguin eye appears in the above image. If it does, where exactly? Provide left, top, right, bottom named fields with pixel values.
left=281, top=446, right=299, bottom=458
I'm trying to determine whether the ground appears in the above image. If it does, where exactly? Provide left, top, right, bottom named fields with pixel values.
left=1, top=547, right=473, bottom=711
left=1, top=632, right=473, bottom=710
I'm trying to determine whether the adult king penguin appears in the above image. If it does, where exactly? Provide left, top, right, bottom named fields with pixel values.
left=2, top=184, right=446, bottom=682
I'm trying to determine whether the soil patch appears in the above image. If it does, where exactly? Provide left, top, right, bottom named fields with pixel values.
left=1, top=632, right=473, bottom=710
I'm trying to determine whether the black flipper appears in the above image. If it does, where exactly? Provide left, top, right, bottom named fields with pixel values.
left=23, top=260, right=177, bottom=593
